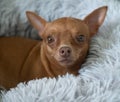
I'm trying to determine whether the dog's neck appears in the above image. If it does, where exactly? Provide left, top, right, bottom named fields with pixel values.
left=40, top=44, right=80, bottom=77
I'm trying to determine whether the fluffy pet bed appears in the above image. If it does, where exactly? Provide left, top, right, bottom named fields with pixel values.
left=0, top=0, right=120, bottom=101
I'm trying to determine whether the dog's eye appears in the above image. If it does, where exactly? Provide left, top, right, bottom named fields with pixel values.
left=76, top=35, right=85, bottom=42
left=47, top=36, right=55, bottom=44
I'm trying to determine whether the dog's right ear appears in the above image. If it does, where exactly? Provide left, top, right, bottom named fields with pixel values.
left=26, top=11, right=47, bottom=35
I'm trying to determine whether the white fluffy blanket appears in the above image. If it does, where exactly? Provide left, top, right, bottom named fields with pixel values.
left=1, top=0, right=120, bottom=102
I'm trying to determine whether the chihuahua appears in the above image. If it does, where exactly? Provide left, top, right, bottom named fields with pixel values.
left=0, top=6, right=107, bottom=89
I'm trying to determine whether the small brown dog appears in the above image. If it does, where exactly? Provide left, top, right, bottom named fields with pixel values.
left=0, top=6, right=107, bottom=89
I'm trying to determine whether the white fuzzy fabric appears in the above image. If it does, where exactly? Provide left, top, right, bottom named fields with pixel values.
left=1, top=0, right=120, bottom=102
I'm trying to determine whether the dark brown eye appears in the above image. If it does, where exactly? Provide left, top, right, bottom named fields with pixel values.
left=76, top=35, right=85, bottom=42
left=47, top=36, right=55, bottom=44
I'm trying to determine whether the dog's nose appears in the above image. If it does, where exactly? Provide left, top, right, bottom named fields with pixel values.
left=59, top=47, right=71, bottom=58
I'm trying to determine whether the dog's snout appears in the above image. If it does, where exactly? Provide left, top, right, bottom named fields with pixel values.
left=59, top=47, right=71, bottom=58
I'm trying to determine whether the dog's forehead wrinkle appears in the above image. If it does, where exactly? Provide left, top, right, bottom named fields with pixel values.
left=46, top=17, right=86, bottom=35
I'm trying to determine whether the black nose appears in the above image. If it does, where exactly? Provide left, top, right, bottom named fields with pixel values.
left=59, top=47, right=71, bottom=58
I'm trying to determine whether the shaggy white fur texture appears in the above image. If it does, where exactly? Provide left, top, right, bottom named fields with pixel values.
left=0, top=0, right=120, bottom=102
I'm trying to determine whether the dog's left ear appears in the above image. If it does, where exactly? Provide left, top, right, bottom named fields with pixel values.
left=84, top=6, right=108, bottom=37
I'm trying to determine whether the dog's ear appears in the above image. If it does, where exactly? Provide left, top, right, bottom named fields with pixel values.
left=84, top=6, right=107, bottom=37
left=26, top=11, right=47, bottom=36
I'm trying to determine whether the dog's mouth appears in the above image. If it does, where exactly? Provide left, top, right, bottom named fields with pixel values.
left=58, top=58, right=73, bottom=66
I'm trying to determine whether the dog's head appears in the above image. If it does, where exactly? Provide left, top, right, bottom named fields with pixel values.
left=26, top=6, right=107, bottom=68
